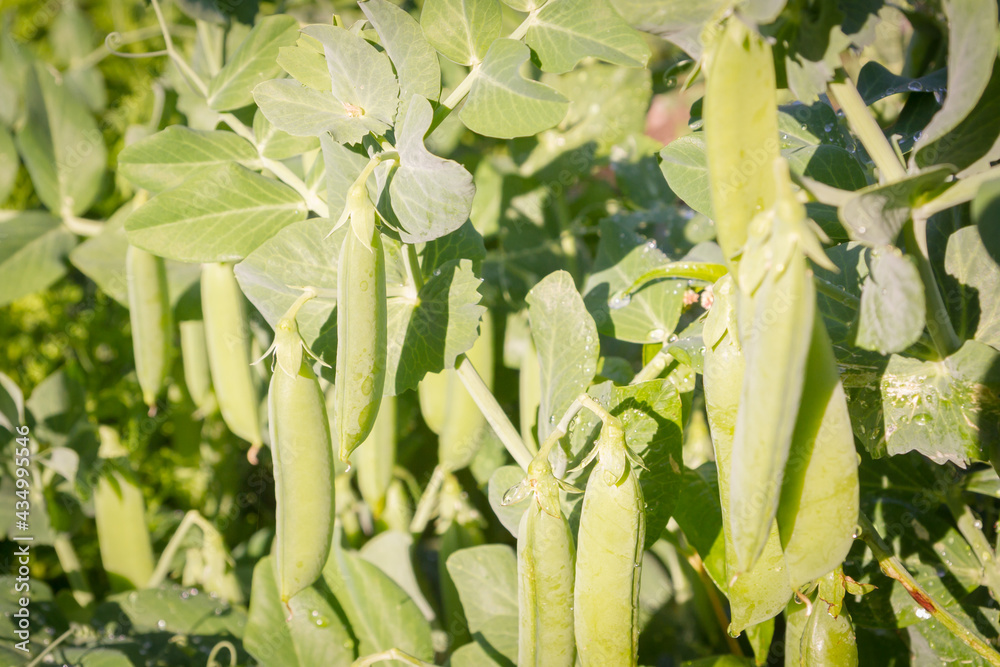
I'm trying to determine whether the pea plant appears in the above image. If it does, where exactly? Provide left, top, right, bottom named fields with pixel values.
left=2, top=0, right=1000, bottom=664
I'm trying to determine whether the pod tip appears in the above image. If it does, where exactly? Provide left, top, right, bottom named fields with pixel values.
left=247, top=444, right=262, bottom=465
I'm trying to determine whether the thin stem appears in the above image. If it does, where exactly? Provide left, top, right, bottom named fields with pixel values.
left=409, top=465, right=445, bottom=534
left=53, top=535, right=94, bottom=608
left=633, top=348, right=674, bottom=384
left=441, top=67, right=480, bottom=110
left=206, top=640, right=238, bottom=667
left=814, top=275, right=861, bottom=308
left=352, top=649, right=436, bottom=667
left=686, top=551, right=744, bottom=657
left=149, top=0, right=209, bottom=97
left=62, top=214, right=105, bottom=237
left=147, top=510, right=211, bottom=588
left=455, top=355, right=534, bottom=470
left=828, top=78, right=906, bottom=183
left=26, top=627, right=75, bottom=667
left=858, top=513, right=1000, bottom=666
left=577, top=393, right=614, bottom=423
left=915, top=164, right=1000, bottom=220
left=904, top=216, right=961, bottom=357
left=77, top=25, right=193, bottom=69
left=404, top=243, right=425, bottom=292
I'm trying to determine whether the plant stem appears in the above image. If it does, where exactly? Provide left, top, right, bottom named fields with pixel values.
left=904, top=216, right=961, bottom=357
left=686, top=551, right=744, bottom=657
left=53, top=535, right=94, bottom=608
left=828, top=78, right=906, bottom=183
left=915, top=164, right=1000, bottom=219
left=409, top=465, right=445, bottom=534
left=633, top=347, right=674, bottom=384
left=26, top=627, right=75, bottom=667
left=814, top=275, right=861, bottom=308
left=149, top=0, right=209, bottom=97
left=352, top=649, right=436, bottom=667
left=858, top=513, right=1000, bottom=666
left=147, top=510, right=214, bottom=588
left=62, top=214, right=105, bottom=237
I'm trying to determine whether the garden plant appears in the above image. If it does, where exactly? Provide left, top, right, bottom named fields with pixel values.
left=2, top=0, right=1000, bottom=665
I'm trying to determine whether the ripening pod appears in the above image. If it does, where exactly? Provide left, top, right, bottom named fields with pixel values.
left=126, top=246, right=171, bottom=410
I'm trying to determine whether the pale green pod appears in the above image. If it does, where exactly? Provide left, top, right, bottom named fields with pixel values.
left=126, top=246, right=171, bottom=409
left=801, top=605, right=858, bottom=666
left=516, top=461, right=576, bottom=667
left=355, top=393, right=396, bottom=517
left=519, top=335, right=541, bottom=452
left=418, top=370, right=449, bottom=434
left=201, top=262, right=262, bottom=458
left=704, top=18, right=780, bottom=262
left=379, top=478, right=413, bottom=533
left=439, top=311, right=494, bottom=472
left=783, top=602, right=809, bottom=667
left=703, top=276, right=791, bottom=635
left=777, top=315, right=859, bottom=588
left=179, top=318, right=214, bottom=415
left=267, top=298, right=335, bottom=606
left=335, top=205, right=387, bottom=463
left=94, top=426, right=155, bottom=591
left=574, top=418, right=644, bottom=667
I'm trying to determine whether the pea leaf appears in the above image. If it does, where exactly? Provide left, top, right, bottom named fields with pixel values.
left=838, top=167, right=954, bottom=246
left=0, top=211, right=75, bottom=307
left=254, top=80, right=380, bottom=143
left=0, top=372, right=23, bottom=434
left=459, top=39, right=569, bottom=139
left=0, top=127, right=18, bottom=204
left=125, top=163, right=307, bottom=262
left=782, top=144, right=868, bottom=191
left=117, top=126, right=260, bottom=193
left=445, top=545, right=518, bottom=665
left=856, top=61, right=949, bottom=106
left=276, top=38, right=331, bottom=91
left=450, top=641, right=509, bottom=667
left=359, top=531, right=436, bottom=622
left=487, top=465, right=530, bottom=538
left=15, top=63, right=105, bottom=216
left=882, top=340, right=1000, bottom=465
left=389, top=95, right=475, bottom=243
left=856, top=248, right=926, bottom=355
left=360, top=0, right=441, bottom=115
left=252, top=109, right=320, bottom=160
left=527, top=270, right=599, bottom=442
left=320, top=135, right=376, bottom=220
left=108, top=585, right=245, bottom=637
left=946, top=223, right=1000, bottom=350
left=420, top=0, right=502, bottom=66
left=583, top=216, right=686, bottom=344
left=206, top=15, right=300, bottom=111
left=525, top=0, right=650, bottom=74
left=659, top=133, right=712, bottom=218
left=672, top=464, right=727, bottom=590
left=608, top=0, right=728, bottom=59
left=912, top=0, right=1000, bottom=169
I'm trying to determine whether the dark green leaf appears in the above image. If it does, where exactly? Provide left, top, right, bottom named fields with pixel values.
left=856, top=247, right=926, bottom=354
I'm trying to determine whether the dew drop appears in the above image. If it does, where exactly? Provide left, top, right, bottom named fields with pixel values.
left=824, top=122, right=834, bottom=132
left=907, top=80, right=924, bottom=92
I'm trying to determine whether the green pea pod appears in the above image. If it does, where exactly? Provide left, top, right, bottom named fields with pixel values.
left=355, top=393, right=396, bottom=517
left=574, top=415, right=644, bottom=666
left=704, top=18, right=780, bottom=262
left=729, top=246, right=815, bottom=572
left=179, top=318, right=214, bottom=416
left=94, top=426, right=155, bottom=591
left=378, top=478, right=413, bottom=533
left=418, top=370, right=448, bottom=434
left=439, top=311, right=494, bottom=472
left=783, top=601, right=809, bottom=667
left=266, top=291, right=335, bottom=606
left=201, top=262, right=263, bottom=461
left=703, top=276, right=791, bottom=635
left=126, top=246, right=171, bottom=410
left=777, top=315, right=859, bottom=588
left=513, top=456, right=576, bottom=667
left=335, top=191, right=387, bottom=463
left=801, top=604, right=858, bottom=666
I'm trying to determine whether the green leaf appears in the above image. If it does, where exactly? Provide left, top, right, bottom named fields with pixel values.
left=0, top=126, right=18, bottom=204
left=527, top=270, right=598, bottom=442
left=459, top=39, right=569, bottom=139
left=856, top=248, right=926, bottom=355
left=672, top=464, right=727, bottom=590
left=913, top=0, right=1000, bottom=169
left=420, top=0, right=502, bottom=66
left=946, top=225, right=1000, bottom=349
left=117, top=126, right=260, bottom=193
left=125, top=163, right=307, bottom=262
left=525, top=0, right=650, bottom=74
left=328, top=543, right=434, bottom=661
left=777, top=100, right=847, bottom=149
left=252, top=108, right=320, bottom=160
left=246, top=557, right=299, bottom=665
left=235, top=217, right=344, bottom=364
left=487, top=465, right=530, bottom=538
left=359, top=530, right=436, bottom=622
left=107, top=585, right=245, bottom=637
left=608, top=0, right=728, bottom=59
left=838, top=167, right=954, bottom=246
left=320, top=135, right=375, bottom=220
left=15, top=63, right=105, bottom=215
left=420, top=220, right=486, bottom=278
left=882, top=340, right=1000, bottom=465
left=450, top=641, right=509, bottom=667
left=360, top=0, right=441, bottom=114
left=583, top=217, right=686, bottom=344
left=389, top=95, right=475, bottom=243
left=387, top=258, right=486, bottom=393
left=659, top=133, right=712, bottom=218
left=277, top=38, right=331, bottom=92
left=855, top=61, right=948, bottom=106
left=0, top=372, right=24, bottom=434
left=782, top=144, right=867, bottom=191
left=254, top=80, right=384, bottom=143
left=445, top=544, right=518, bottom=664
left=0, top=211, right=76, bottom=307
left=206, top=15, right=300, bottom=111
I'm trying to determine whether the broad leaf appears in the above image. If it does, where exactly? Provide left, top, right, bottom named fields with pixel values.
left=609, top=0, right=728, bottom=59
left=359, top=531, right=436, bottom=622
left=672, top=464, right=727, bottom=590
left=838, top=167, right=954, bottom=246
left=525, top=0, right=650, bottom=74
left=0, top=126, right=17, bottom=204
left=276, top=38, right=331, bottom=92
left=360, top=0, right=441, bottom=114
left=583, top=217, right=686, bottom=344
left=252, top=108, right=320, bottom=160
left=659, top=133, right=712, bottom=218
left=487, top=465, right=529, bottom=538
left=254, top=80, right=385, bottom=143
left=446, top=545, right=518, bottom=664
left=108, top=585, right=245, bottom=637
left=782, top=144, right=867, bottom=191
left=527, top=270, right=598, bottom=442
left=117, top=126, right=260, bottom=193
left=946, top=224, right=1000, bottom=349
left=420, top=0, right=502, bottom=66
left=389, top=95, right=475, bottom=243
left=882, top=340, right=1000, bottom=465
left=856, top=247, right=926, bottom=355
left=460, top=39, right=569, bottom=139
left=125, top=163, right=307, bottom=262
left=15, top=63, right=105, bottom=215
left=206, top=15, right=300, bottom=111
left=856, top=61, right=948, bottom=106
left=0, top=212, right=75, bottom=307
left=320, top=135, right=376, bottom=219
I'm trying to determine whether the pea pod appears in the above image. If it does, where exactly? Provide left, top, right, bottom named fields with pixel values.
left=126, top=246, right=171, bottom=410
left=335, top=185, right=387, bottom=463
left=801, top=604, right=858, bottom=666
left=704, top=17, right=780, bottom=262
left=94, top=426, right=155, bottom=591
left=439, top=311, right=494, bottom=472
left=179, top=313, right=215, bottom=416
left=574, top=409, right=644, bottom=666
left=201, top=262, right=263, bottom=462
left=355, top=393, right=396, bottom=517
left=265, top=290, right=335, bottom=606
left=378, top=478, right=413, bottom=533
left=418, top=370, right=448, bottom=434
left=703, top=276, right=791, bottom=635
left=504, top=447, right=577, bottom=666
